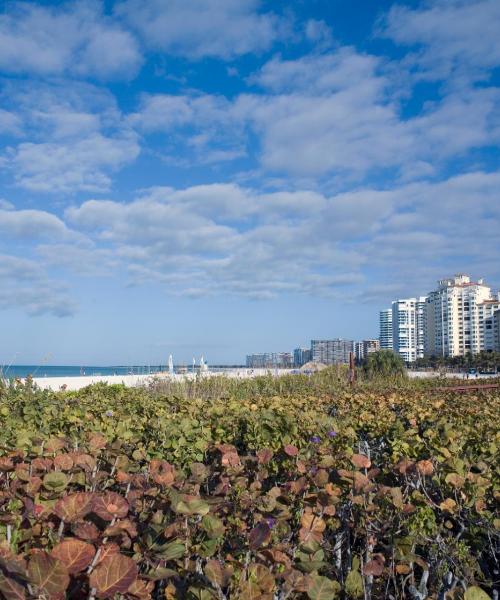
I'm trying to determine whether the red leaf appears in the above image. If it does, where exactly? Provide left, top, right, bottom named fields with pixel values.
left=89, top=553, right=138, bottom=598
left=0, top=571, right=27, bottom=599
left=51, top=539, right=95, bottom=574
left=284, top=445, right=298, bottom=457
left=28, top=552, right=69, bottom=597
left=249, top=521, right=271, bottom=550
left=92, top=492, right=129, bottom=521
left=350, top=454, right=371, bottom=469
left=54, top=492, right=94, bottom=522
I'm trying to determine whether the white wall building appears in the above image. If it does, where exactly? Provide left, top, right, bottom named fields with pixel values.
left=425, top=274, right=494, bottom=357
left=392, top=297, right=427, bottom=362
left=379, top=309, right=393, bottom=350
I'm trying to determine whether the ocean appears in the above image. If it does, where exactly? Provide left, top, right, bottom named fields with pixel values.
left=1, top=365, right=167, bottom=379
left=0, top=365, right=245, bottom=379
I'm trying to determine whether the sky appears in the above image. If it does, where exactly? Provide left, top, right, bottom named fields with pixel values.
left=1, top=0, right=500, bottom=366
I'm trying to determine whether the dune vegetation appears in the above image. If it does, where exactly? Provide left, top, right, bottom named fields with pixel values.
left=0, top=371, right=498, bottom=599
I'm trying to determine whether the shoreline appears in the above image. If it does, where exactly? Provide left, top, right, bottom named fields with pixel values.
left=4, top=368, right=496, bottom=391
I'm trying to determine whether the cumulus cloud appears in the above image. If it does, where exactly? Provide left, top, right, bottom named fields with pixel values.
left=379, top=0, right=500, bottom=84
left=0, top=1, right=142, bottom=79
left=57, top=172, right=500, bottom=301
left=0, top=254, right=76, bottom=317
left=0, top=208, right=72, bottom=239
left=2, top=81, right=140, bottom=193
left=117, top=0, right=283, bottom=59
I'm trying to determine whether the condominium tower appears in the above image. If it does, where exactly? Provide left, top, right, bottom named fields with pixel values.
left=311, top=339, right=354, bottom=365
left=424, top=274, right=496, bottom=357
left=391, top=297, right=427, bottom=362
left=379, top=309, right=393, bottom=350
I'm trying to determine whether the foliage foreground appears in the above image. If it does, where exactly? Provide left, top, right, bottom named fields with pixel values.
left=0, top=373, right=498, bottom=599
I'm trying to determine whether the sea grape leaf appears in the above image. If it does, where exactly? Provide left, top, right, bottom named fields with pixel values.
left=127, top=578, right=155, bottom=599
left=0, top=571, right=27, bottom=600
left=172, top=495, right=210, bottom=516
left=350, top=454, right=371, bottom=469
left=92, top=492, right=129, bottom=521
left=89, top=553, right=138, bottom=598
left=204, top=559, right=224, bottom=586
left=42, top=472, right=68, bottom=493
left=306, top=574, right=341, bottom=599
left=155, top=541, right=185, bottom=561
left=201, top=514, right=225, bottom=538
left=55, top=492, right=94, bottom=522
left=464, top=587, right=491, bottom=600
left=51, top=539, right=95, bottom=574
left=28, top=552, right=70, bottom=596
left=249, top=521, right=271, bottom=550
left=284, top=445, right=299, bottom=457
left=345, top=570, right=363, bottom=598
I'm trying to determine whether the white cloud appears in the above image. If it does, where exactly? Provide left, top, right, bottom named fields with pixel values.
left=0, top=109, right=22, bottom=136
left=2, top=81, right=140, bottom=193
left=379, top=0, right=500, bottom=83
left=0, top=208, right=71, bottom=239
left=117, top=0, right=283, bottom=59
left=58, top=171, right=500, bottom=302
left=8, top=133, right=139, bottom=193
left=0, top=254, right=76, bottom=317
left=0, top=1, right=142, bottom=79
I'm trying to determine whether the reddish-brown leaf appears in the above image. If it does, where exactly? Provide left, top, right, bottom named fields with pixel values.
left=363, top=557, right=385, bottom=577
left=0, top=571, right=27, bottom=600
left=149, top=460, right=176, bottom=486
left=28, top=552, right=69, bottom=596
left=73, top=521, right=100, bottom=541
left=416, top=460, right=434, bottom=476
left=89, top=553, right=138, bottom=598
left=95, top=543, right=120, bottom=565
left=51, top=539, right=95, bottom=574
left=350, top=454, right=371, bottom=469
left=249, top=521, right=271, bottom=550
left=127, top=578, right=155, bottom=599
left=284, top=445, right=298, bottom=457
left=0, top=457, right=14, bottom=471
left=92, top=492, right=129, bottom=521
left=256, top=449, right=273, bottom=464
left=53, top=454, right=74, bottom=471
left=54, top=492, right=94, bottom=522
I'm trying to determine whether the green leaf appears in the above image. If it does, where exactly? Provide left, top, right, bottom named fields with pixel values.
left=156, top=541, right=185, bottom=561
left=464, top=587, right=491, bottom=600
left=345, top=570, right=364, bottom=598
left=306, top=574, right=341, bottom=600
left=42, top=472, right=68, bottom=493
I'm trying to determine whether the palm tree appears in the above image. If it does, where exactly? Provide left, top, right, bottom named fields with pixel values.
left=363, top=350, right=407, bottom=379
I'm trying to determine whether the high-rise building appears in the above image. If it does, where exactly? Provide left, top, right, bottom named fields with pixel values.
left=293, top=347, right=311, bottom=367
left=379, top=309, right=393, bottom=350
left=424, top=275, right=493, bottom=357
left=311, top=339, right=354, bottom=365
left=356, top=339, right=380, bottom=362
left=478, top=297, right=500, bottom=352
left=246, top=352, right=293, bottom=368
left=392, top=297, right=427, bottom=362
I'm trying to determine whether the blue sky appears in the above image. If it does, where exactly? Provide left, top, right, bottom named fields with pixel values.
left=1, top=0, right=499, bottom=365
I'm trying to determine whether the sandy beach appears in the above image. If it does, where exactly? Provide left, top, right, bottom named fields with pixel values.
left=29, top=368, right=294, bottom=391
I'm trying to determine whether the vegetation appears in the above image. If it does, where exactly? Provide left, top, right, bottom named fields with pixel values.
left=362, top=350, right=407, bottom=379
left=0, top=372, right=498, bottom=599
left=414, top=351, right=500, bottom=372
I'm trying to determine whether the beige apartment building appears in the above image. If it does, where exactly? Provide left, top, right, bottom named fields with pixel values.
left=425, top=274, right=497, bottom=357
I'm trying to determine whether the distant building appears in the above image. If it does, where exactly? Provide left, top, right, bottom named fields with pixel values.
left=425, top=275, right=494, bottom=357
left=311, top=339, right=354, bottom=365
left=355, top=339, right=380, bottom=362
left=392, top=297, right=427, bottom=362
left=379, top=309, right=393, bottom=350
left=293, top=347, right=311, bottom=367
left=246, top=352, right=293, bottom=368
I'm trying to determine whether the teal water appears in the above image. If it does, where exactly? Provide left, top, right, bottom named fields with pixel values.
left=1, top=365, right=166, bottom=379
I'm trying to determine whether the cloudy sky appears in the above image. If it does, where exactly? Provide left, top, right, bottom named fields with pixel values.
left=1, top=0, right=499, bottom=365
